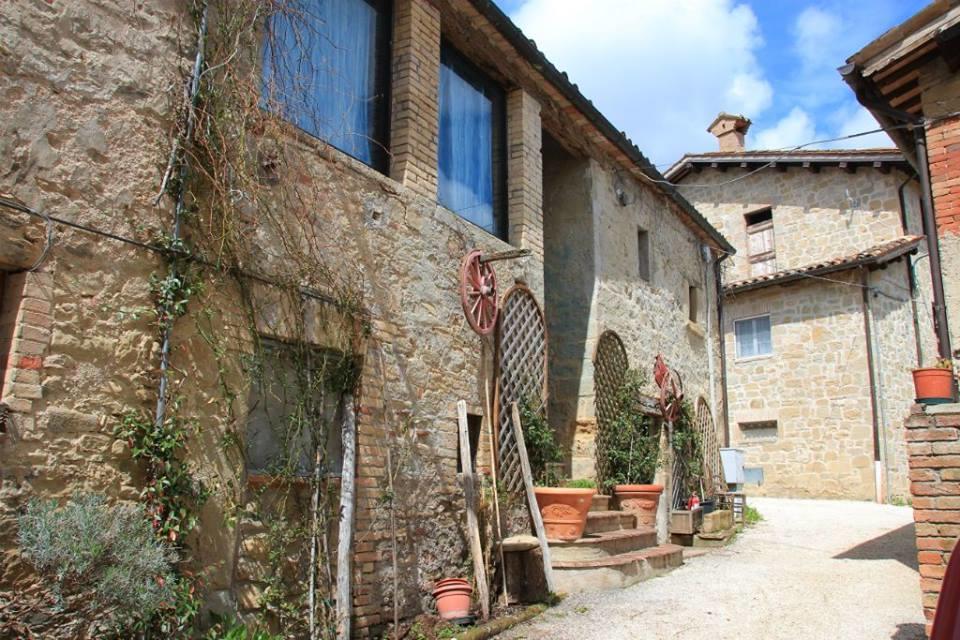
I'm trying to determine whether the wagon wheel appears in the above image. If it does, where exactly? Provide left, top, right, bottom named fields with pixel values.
left=658, top=367, right=684, bottom=423
left=460, top=249, right=499, bottom=336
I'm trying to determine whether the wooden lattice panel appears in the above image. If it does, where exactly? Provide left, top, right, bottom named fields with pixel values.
left=695, top=397, right=722, bottom=498
left=593, top=330, right=629, bottom=494
left=494, top=285, right=547, bottom=493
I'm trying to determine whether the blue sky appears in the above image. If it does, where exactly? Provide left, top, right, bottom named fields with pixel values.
left=493, top=0, right=927, bottom=167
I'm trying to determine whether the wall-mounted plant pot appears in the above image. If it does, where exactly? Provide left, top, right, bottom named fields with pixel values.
left=913, top=368, right=955, bottom=404
left=534, top=487, right=596, bottom=541
left=614, top=484, right=663, bottom=527
left=432, top=578, right=473, bottom=620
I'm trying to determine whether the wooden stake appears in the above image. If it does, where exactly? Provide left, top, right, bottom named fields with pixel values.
left=510, top=402, right=556, bottom=593
left=387, top=447, right=399, bottom=638
left=336, top=394, right=357, bottom=640
left=458, top=400, right=490, bottom=620
left=485, top=378, right=509, bottom=605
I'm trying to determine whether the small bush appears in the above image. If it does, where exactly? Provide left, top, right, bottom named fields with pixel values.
left=744, top=505, right=763, bottom=525
left=520, top=399, right=562, bottom=486
left=17, top=494, right=178, bottom=631
left=564, top=478, right=596, bottom=489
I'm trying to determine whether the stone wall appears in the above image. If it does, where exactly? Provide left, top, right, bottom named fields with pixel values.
left=686, top=165, right=916, bottom=283
left=905, top=404, right=960, bottom=635
left=0, top=0, right=723, bottom=635
left=546, top=154, right=725, bottom=480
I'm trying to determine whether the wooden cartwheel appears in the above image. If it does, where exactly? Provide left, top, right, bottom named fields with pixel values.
left=459, top=249, right=499, bottom=336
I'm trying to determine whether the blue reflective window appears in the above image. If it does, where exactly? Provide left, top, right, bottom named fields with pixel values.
left=263, top=0, right=391, bottom=171
left=438, top=44, right=507, bottom=239
left=735, top=315, right=773, bottom=358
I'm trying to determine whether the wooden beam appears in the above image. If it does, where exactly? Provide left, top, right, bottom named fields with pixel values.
left=511, top=402, right=556, bottom=593
left=458, top=400, right=490, bottom=620
left=336, top=394, right=357, bottom=640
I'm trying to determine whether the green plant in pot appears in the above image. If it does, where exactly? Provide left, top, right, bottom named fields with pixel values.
left=671, top=399, right=705, bottom=508
left=521, top=400, right=595, bottom=542
left=605, top=369, right=664, bottom=527
left=912, top=358, right=956, bottom=405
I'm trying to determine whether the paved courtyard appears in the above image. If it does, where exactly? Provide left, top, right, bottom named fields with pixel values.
left=498, top=498, right=925, bottom=640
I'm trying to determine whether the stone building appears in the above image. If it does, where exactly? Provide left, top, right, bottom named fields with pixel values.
left=666, top=116, right=939, bottom=502
left=843, top=0, right=959, bottom=367
left=0, top=0, right=729, bottom=635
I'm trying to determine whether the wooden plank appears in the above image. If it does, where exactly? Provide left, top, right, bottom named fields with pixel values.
left=485, top=380, right=509, bottom=605
left=336, top=394, right=357, bottom=640
left=458, top=400, right=490, bottom=620
left=511, top=402, right=556, bottom=593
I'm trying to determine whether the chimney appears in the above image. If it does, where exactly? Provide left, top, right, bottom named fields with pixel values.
left=708, top=113, right=751, bottom=152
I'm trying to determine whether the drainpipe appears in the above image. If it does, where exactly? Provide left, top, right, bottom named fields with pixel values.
left=915, top=130, right=954, bottom=363
left=897, top=174, right=925, bottom=366
left=714, top=251, right=731, bottom=447
left=860, top=267, right=890, bottom=503
left=702, top=245, right=718, bottom=423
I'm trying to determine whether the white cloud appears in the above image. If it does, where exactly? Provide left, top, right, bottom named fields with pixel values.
left=752, top=107, right=818, bottom=150
left=793, top=7, right=843, bottom=70
left=508, top=0, right=772, bottom=164
left=726, top=73, right=773, bottom=116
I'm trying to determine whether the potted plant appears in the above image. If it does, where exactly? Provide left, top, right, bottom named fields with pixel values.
left=522, top=401, right=595, bottom=542
left=432, top=577, right=473, bottom=620
left=605, top=370, right=663, bottom=527
left=913, top=358, right=956, bottom=404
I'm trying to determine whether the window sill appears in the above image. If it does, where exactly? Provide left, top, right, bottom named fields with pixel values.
left=734, top=353, right=774, bottom=364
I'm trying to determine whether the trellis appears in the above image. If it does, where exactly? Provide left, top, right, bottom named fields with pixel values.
left=494, top=285, right=547, bottom=493
left=593, top=330, right=630, bottom=494
left=694, top=397, right=722, bottom=498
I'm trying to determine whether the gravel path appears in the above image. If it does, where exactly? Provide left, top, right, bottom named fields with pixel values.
left=497, top=498, right=925, bottom=640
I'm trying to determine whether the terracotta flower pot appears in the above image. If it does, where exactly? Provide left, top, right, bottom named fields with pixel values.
left=614, top=484, right=663, bottom=527
left=913, top=368, right=955, bottom=403
left=534, top=487, right=596, bottom=541
left=432, top=578, right=472, bottom=620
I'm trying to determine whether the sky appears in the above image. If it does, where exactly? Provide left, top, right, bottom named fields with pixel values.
left=493, top=0, right=928, bottom=168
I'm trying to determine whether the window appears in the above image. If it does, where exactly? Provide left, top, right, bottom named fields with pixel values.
left=246, top=339, right=346, bottom=478
left=745, top=208, right=776, bottom=276
left=735, top=315, right=772, bottom=359
left=438, top=43, right=507, bottom=239
left=688, top=285, right=700, bottom=323
left=637, top=229, right=650, bottom=282
left=740, top=420, right=778, bottom=441
left=262, top=0, right=392, bottom=171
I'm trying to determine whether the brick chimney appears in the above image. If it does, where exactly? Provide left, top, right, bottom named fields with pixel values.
left=708, top=113, right=751, bottom=152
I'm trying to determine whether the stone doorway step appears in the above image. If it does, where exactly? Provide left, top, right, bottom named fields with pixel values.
left=549, top=499, right=684, bottom=593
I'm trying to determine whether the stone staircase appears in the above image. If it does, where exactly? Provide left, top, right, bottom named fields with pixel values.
left=549, top=494, right=684, bottom=593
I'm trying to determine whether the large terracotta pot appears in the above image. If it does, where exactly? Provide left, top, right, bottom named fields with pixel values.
left=432, top=578, right=472, bottom=620
left=534, top=487, right=595, bottom=541
left=614, top=484, right=663, bottom=527
left=913, top=368, right=955, bottom=403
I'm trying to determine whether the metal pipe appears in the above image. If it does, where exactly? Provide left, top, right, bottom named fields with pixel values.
left=860, top=268, right=883, bottom=502
left=915, top=129, right=954, bottom=362
left=714, top=252, right=731, bottom=447
left=155, top=2, right=209, bottom=429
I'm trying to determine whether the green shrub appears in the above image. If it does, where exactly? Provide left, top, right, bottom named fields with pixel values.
left=604, top=369, right=660, bottom=490
left=17, top=494, right=177, bottom=630
left=519, top=399, right=562, bottom=486
left=564, top=478, right=596, bottom=489
left=744, top=505, right=763, bottom=525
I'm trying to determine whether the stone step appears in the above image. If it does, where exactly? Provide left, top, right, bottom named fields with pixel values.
left=591, top=494, right=611, bottom=511
left=584, top=510, right=636, bottom=535
left=548, top=527, right=657, bottom=562
left=551, top=544, right=685, bottom=593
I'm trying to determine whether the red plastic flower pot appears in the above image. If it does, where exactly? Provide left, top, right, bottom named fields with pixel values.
left=912, top=368, right=954, bottom=403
